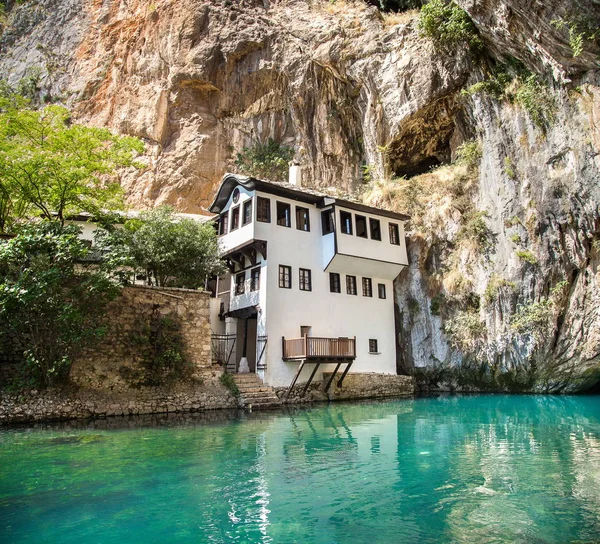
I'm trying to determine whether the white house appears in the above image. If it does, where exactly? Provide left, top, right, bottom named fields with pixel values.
left=209, top=171, right=409, bottom=393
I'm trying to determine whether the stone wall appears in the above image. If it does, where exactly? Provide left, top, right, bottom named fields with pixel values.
left=276, top=373, right=415, bottom=404
left=0, top=375, right=237, bottom=425
left=71, top=285, right=213, bottom=391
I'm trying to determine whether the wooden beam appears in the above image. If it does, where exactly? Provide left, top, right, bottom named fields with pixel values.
left=324, top=363, right=342, bottom=393
left=337, top=361, right=353, bottom=388
left=302, top=362, right=321, bottom=397
left=285, top=361, right=305, bottom=399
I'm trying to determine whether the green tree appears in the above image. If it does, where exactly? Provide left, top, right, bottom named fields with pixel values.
left=234, top=138, right=294, bottom=182
left=99, top=206, right=225, bottom=289
left=0, top=100, right=143, bottom=233
left=0, top=222, right=120, bottom=388
left=418, top=0, right=482, bottom=51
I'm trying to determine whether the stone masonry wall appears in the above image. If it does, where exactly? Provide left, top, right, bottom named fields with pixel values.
left=71, top=286, right=213, bottom=391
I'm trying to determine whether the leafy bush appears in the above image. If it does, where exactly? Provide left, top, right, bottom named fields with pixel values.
left=504, top=156, right=517, bottom=180
left=0, top=222, right=120, bottom=388
left=235, top=138, right=294, bottom=182
left=483, top=275, right=516, bottom=307
left=513, top=75, right=557, bottom=129
left=98, top=206, right=225, bottom=289
left=552, top=16, right=600, bottom=57
left=444, top=309, right=487, bottom=352
left=220, top=371, right=240, bottom=397
left=456, top=211, right=494, bottom=251
left=516, top=249, right=538, bottom=265
left=455, top=139, right=482, bottom=169
left=418, top=0, right=482, bottom=50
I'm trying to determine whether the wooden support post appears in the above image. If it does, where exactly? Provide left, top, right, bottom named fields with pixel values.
left=324, top=363, right=342, bottom=393
left=285, top=361, right=305, bottom=399
left=282, top=336, right=286, bottom=359
left=302, top=363, right=321, bottom=397
left=337, top=361, right=353, bottom=388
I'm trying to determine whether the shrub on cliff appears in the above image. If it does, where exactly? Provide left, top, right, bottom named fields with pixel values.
left=418, top=0, right=482, bottom=51
left=235, top=138, right=294, bottom=182
left=98, top=206, right=226, bottom=289
left=0, top=222, right=120, bottom=388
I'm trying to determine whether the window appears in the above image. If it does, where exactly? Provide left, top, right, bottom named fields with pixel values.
left=389, top=223, right=400, bottom=245
left=276, top=202, right=291, bottom=227
left=321, top=210, right=334, bottom=234
left=296, top=207, right=310, bottom=232
left=257, top=197, right=271, bottom=223
left=362, top=277, right=372, bottom=297
left=279, top=265, right=292, bottom=288
left=299, top=268, right=312, bottom=291
left=329, top=272, right=341, bottom=293
left=369, top=218, right=381, bottom=241
left=378, top=283, right=386, bottom=299
left=340, top=211, right=353, bottom=235
left=250, top=267, right=260, bottom=291
left=346, top=275, right=357, bottom=295
left=219, top=211, right=229, bottom=235
left=369, top=339, right=379, bottom=354
left=232, top=188, right=240, bottom=204
left=243, top=199, right=253, bottom=226
left=235, top=272, right=245, bottom=295
left=355, top=215, right=367, bottom=238
left=230, top=206, right=240, bottom=231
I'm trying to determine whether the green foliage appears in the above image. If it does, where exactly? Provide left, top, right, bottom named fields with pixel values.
left=234, top=138, right=294, bottom=182
left=98, top=206, right=225, bottom=289
left=503, top=156, right=516, bottom=179
left=456, top=211, right=494, bottom=251
left=430, top=293, right=446, bottom=316
left=462, top=70, right=512, bottom=99
left=483, top=275, right=516, bottom=307
left=0, top=99, right=144, bottom=233
left=510, top=298, right=553, bottom=336
left=516, top=249, right=538, bottom=265
left=513, top=75, right=557, bottom=129
left=444, top=308, right=486, bottom=352
left=220, top=371, right=240, bottom=397
left=455, top=139, right=482, bottom=169
left=552, top=16, right=600, bottom=57
left=509, top=233, right=521, bottom=244
left=132, top=309, right=191, bottom=386
left=418, top=0, right=482, bottom=51
left=0, top=222, right=120, bottom=388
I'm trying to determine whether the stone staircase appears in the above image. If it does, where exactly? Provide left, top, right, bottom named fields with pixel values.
left=233, top=374, right=281, bottom=410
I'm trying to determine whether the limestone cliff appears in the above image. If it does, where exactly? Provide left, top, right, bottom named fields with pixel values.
left=1, top=0, right=599, bottom=391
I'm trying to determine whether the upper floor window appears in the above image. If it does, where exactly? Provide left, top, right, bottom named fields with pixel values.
left=369, top=339, right=379, bottom=354
left=329, top=272, right=341, bottom=293
left=299, top=268, right=312, bottom=291
left=231, top=206, right=240, bottom=231
left=279, top=265, right=292, bottom=288
left=378, top=283, right=386, bottom=299
left=235, top=272, right=245, bottom=295
left=250, top=267, right=260, bottom=291
left=257, top=197, right=271, bottom=223
left=340, top=211, right=353, bottom=235
left=243, top=199, right=253, bottom=226
left=296, top=207, right=310, bottom=232
left=355, top=215, right=367, bottom=238
left=232, top=188, right=240, bottom=204
left=389, top=223, right=400, bottom=245
left=321, top=210, right=334, bottom=235
left=277, top=202, right=291, bottom=227
left=346, top=275, right=357, bottom=295
left=219, top=211, right=229, bottom=236
left=362, top=277, right=373, bottom=297
left=369, top=218, right=381, bottom=241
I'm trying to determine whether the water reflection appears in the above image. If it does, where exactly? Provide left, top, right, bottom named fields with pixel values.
left=1, top=396, right=600, bottom=543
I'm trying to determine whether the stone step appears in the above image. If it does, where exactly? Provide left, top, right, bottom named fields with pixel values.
left=243, top=390, right=280, bottom=399
left=236, top=386, right=272, bottom=393
left=245, top=397, right=281, bottom=406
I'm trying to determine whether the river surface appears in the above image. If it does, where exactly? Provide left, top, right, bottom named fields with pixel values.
left=1, top=395, right=600, bottom=543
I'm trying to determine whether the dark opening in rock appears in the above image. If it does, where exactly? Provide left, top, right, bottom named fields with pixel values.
left=394, top=156, right=443, bottom=178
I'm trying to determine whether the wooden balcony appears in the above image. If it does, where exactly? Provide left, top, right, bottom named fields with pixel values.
left=282, top=336, right=356, bottom=361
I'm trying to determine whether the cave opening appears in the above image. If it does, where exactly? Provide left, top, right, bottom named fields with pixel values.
left=579, top=379, right=600, bottom=394
left=393, top=155, right=444, bottom=179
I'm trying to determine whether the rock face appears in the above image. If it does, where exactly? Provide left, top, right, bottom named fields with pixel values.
left=1, top=0, right=599, bottom=391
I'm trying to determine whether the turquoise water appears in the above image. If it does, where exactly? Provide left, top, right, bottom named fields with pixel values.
left=1, top=395, right=600, bottom=543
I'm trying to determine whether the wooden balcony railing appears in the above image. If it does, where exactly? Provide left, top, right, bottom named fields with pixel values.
left=282, top=335, right=356, bottom=360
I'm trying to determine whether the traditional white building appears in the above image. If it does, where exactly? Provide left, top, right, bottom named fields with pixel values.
left=209, top=172, right=409, bottom=393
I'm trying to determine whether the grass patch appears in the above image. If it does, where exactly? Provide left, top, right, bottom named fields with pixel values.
left=220, top=372, right=240, bottom=397
left=516, top=249, right=538, bottom=265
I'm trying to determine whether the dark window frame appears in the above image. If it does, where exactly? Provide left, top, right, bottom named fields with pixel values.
left=257, top=197, right=271, bottom=223
left=299, top=268, right=312, bottom=291
left=346, top=275, right=357, bottom=295
left=279, top=265, right=292, bottom=289
left=276, top=201, right=291, bottom=228
left=329, top=272, right=341, bottom=293
left=321, top=209, right=335, bottom=235
left=389, top=223, right=400, bottom=245
left=219, top=211, right=229, bottom=236
left=235, top=272, right=245, bottom=295
left=340, top=211, right=353, bottom=235
left=369, top=218, right=382, bottom=241
left=250, top=267, right=260, bottom=291
left=362, top=277, right=373, bottom=297
left=230, top=206, right=240, bottom=231
left=378, top=283, right=386, bottom=299
left=296, top=206, right=310, bottom=232
left=242, top=199, right=253, bottom=226
left=369, top=339, right=379, bottom=354
left=355, top=215, right=368, bottom=238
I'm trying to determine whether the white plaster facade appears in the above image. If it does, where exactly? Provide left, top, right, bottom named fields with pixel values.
left=210, top=173, right=409, bottom=388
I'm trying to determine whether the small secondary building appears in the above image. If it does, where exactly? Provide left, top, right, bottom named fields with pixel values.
left=209, top=172, right=409, bottom=392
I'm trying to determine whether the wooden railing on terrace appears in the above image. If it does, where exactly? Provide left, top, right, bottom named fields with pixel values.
left=282, top=335, right=356, bottom=360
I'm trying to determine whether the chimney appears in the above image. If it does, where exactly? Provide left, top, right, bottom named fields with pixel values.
left=289, top=162, right=302, bottom=187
